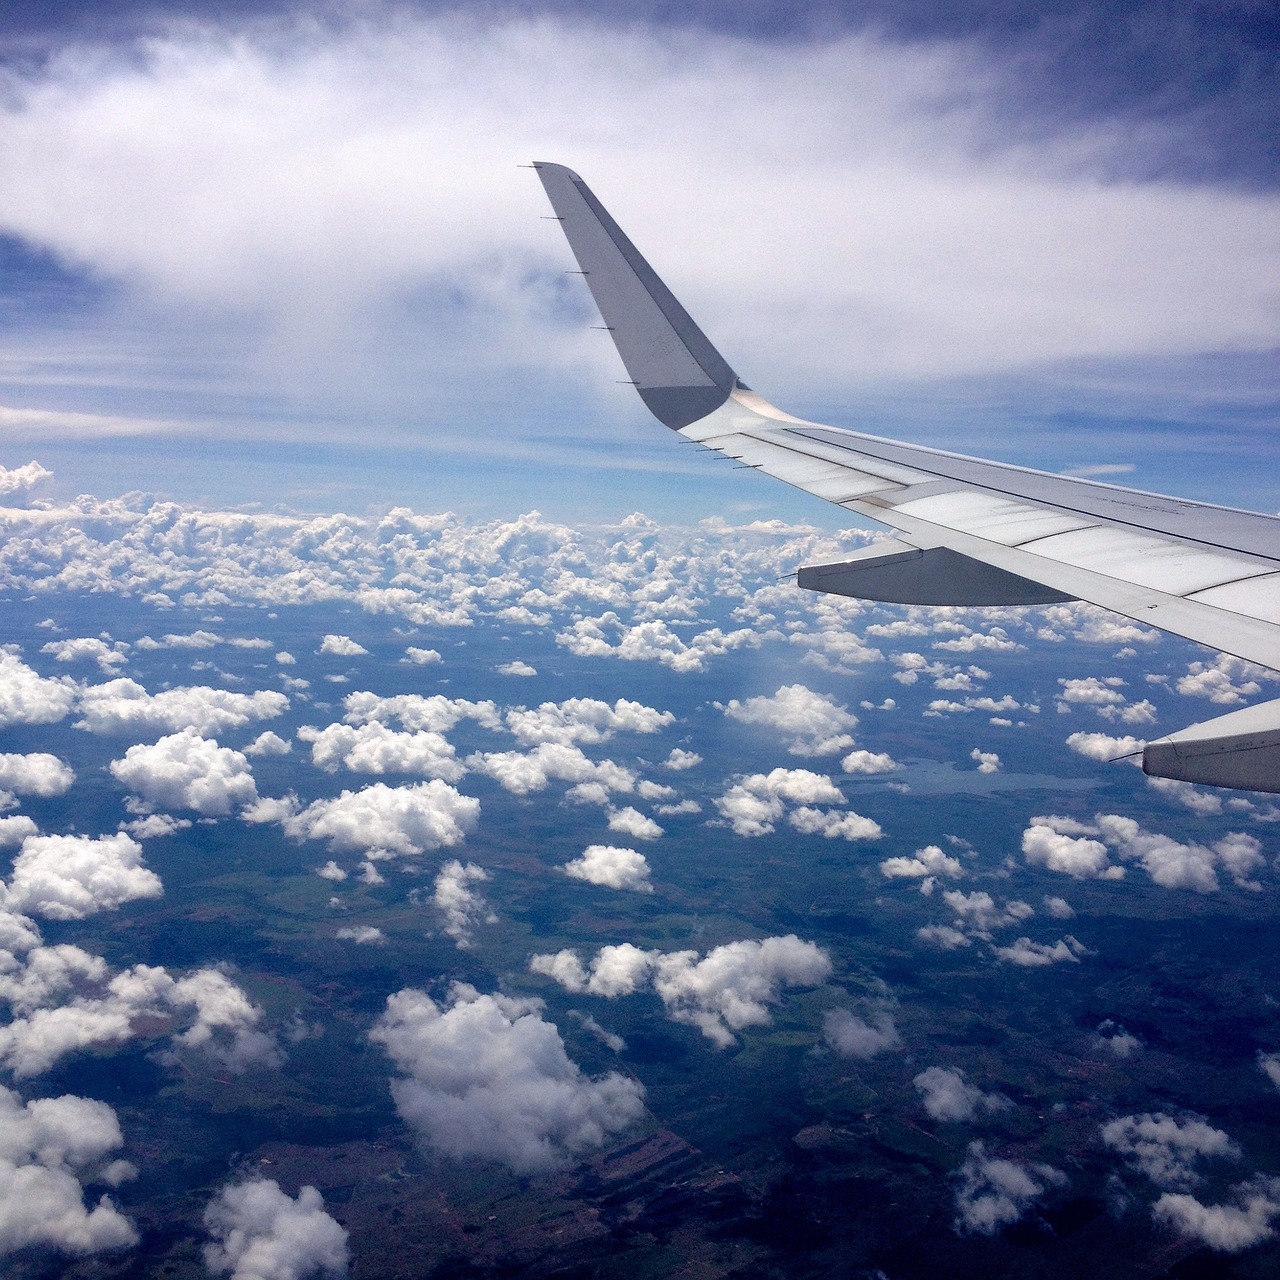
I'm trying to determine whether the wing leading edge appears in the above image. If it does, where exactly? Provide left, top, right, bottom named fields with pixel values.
left=532, top=162, right=1280, bottom=794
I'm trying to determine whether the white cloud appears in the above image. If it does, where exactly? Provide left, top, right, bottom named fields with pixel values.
left=1176, top=655, right=1275, bottom=705
left=5, top=833, right=162, bottom=920
left=468, top=743, right=634, bottom=797
left=343, top=691, right=499, bottom=734
left=0, top=650, right=76, bottom=728
left=969, top=748, right=1001, bottom=774
left=298, top=721, right=462, bottom=782
left=369, top=984, right=645, bottom=1174
left=496, top=660, right=536, bottom=676
left=319, top=634, right=367, bottom=656
left=720, top=684, right=858, bottom=757
left=203, top=1178, right=349, bottom=1280
left=788, top=806, right=883, bottom=840
left=562, top=845, right=652, bottom=893
left=713, top=768, right=845, bottom=837
left=606, top=806, right=663, bottom=841
left=663, top=748, right=701, bottom=771
left=403, top=647, right=442, bottom=665
left=505, top=697, right=673, bottom=747
left=1021, top=816, right=1123, bottom=880
left=840, top=748, right=898, bottom=774
left=0, top=816, right=38, bottom=850
left=335, top=925, right=384, bottom=945
left=119, top=813, right=192, bottom=839
left=0, top=1086, right=137, bottom=1259
left=530, top=935, right=831, bottom=1049
left=1153, top=1179, right=1280, bottom=1254
left=0, top=460, right=52, bottom=501
left=823, top=1008, right=901, bottom=1060
left=1065, top=731, right=1144, bottom=762
left=1094, top=1020, right=1141, bottom=1058
left=0, top=752, right=74, bottom=796
left=1260, top=1052, right=1280, bottom=1094
left=914, top=1066, right=1009, bottom=1122
left=76, top=679, right=287, bottom=736
left=953, top=1141, right=1068, bottom=1235
left=244, top=730, right=292, bottom=757
left=880, top=844, right=965, bottom=881
left=432, top=860, right=495, bottom=948
left=40, top=636, right=129, bottom=673
left=282, top=781, right=480, bottom=858
left=993, top=936, right=1089, bottom=967
left=1101, top=1113, right=1239, bottom=1189
left=109, top=729, right=258, bottom=816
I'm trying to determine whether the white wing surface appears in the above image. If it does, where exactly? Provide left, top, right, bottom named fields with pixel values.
left=533, top=162, right=1280, bottom=793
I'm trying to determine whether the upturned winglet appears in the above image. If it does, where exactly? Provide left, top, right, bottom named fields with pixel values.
left=533, top=162, right=742, bottom=429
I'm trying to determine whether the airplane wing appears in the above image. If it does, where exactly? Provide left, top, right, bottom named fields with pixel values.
left=532, top=161, right=1280, bottom=794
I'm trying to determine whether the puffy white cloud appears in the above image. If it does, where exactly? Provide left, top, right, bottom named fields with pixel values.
left=1146, top=777, right=1225, bottom=815
left=823, top=1008, right=900, bottom=1059
left=110, top=729, right=258, bottom=816
left=1043, top=896, right=1074, bottom=919
left=1259, top=1052, right=1280, bottom=1094
left=941, top=890, right=1034, bottom=936
left=370, top=984, right=645, bottom=1174
left=505, top=697, right=673, bottom=747
left=557, top=613, right=761, bottom=674
left=403, top=647, right=442, bottom=665
left=119, top=812, right=191, bottom=839
left=562, top=845, right=652, bottom=893
left=0, top=950, right=278, bottom=1078
left=788, top=806, right=882, bottom=840
left=1021, top=816, right=1122, bottom=880
left=880, top=844, right=965, bottom=881
left=496, top=660, right=536, bottom=676
left=916, top=924, right=972, bottom=950
left=0, top=816, right=39, bottom=849
left=663, top=749, right=701, bottom=771
left=5, top=833, right=162, bottom=920
left=1057, top=676, right=1127, bottom=707
left=282, top=781, right=479, bottom=858
left=335, top=925, right=384, bottom=945
left=203, top=1178, right=349, bottom=1280
left=1153, top=1179, right=1280, bottom=1253
left=720, top=684, right=858, bottom=757
left=319, top=633, right=368, bottom=656
left=953, top=1141, right=1067, bottom=1235
left=316, top=861, right=346, bottom=882
left=342, top=691, right=501, bottom=733
left=1176, top=655, right=1274, bottom=705
left=0, top=1086, right=137, bottom=1259
left=0, top=752, right=74, bottom=796
left=244, top=731, right=292, bottom=757
left=1094, top=1020, right=1141, bottom=1058
left=840, top=748, right=898, bottom=774
left=914, top=1066, right=1009, bottom=1122
left=606, top=806, right=663, bottom=841
left=530, top=936, right=831, bottom=1049
left=1065, top=731, right=1145, bottom=762
left=432, top=861, right=495, bottom=948
left=298, top=721, right=462, bottom=782
left=1094, top=814, right=1261, bottom=893
left=0, top=461, right=52, bottom=501
left=969, top=748, right=1001, bottom=774
left=76, top=679, right=287, bottom=736
left=40, top=636, right=129, bottom=672
left=0, top=650, right=76, bottom=728
left=713, top=768, right=845, bottom=837
left=1101, top=1113, right=1239, bottom=1189
left=993, top=935, right=1088, bottom=967
left=468, top=743, right=634, bottom=797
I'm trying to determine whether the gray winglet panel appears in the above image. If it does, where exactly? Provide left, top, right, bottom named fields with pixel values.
left=534, top=162, right=739, bottom=429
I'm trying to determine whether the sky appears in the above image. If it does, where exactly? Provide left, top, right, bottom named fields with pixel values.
left=0, top=0, right=1276, bottom=522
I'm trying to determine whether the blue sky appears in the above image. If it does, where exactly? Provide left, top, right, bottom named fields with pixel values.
left=0, top=0, right=1276, bottom=522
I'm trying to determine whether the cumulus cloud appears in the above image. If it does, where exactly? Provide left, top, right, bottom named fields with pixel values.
left=432, top=860, right=495, bottom=948
left=403, top=647, right=442, bottom=665
left=0, top=650, right=76, bottom=728
left=1021, top=817, right=1122, bottom=880
left=914, top=1066, right=1009, bottom=1123
left=335, top=925, right=384, bottom=945
left=319, top=634, right=368, bottom=657
left=1259, top=1052, right=1280, bottom=1094
left=298, top=721, right=462, bottom=781
left=1094, top=1020, right=1141, bottom=1058
left=506, top=697, right=673, bottom=747
left=953, top=1141, right=1067, bottom=1235
left=1102, top=1113, right=1240, bottom=1189
left=880, top=844, right=965, bottom=882
left=204, top=1178, right=349, bottom=1280
left=530, top=935, right=831, bottom=1048
left=370, top=984, right=645, bottom=1174
left=0, top=461, right=52, bottom=502
left=969, top=748, right=1001, bottom=774
left=714, top=768, right=848, bottom=837
left=720, top=684, right=858, bottom=757
left=993, top=935, right=1089, bottom=967
left=497, top=660, right=536, bottom=676
left=40, top=636, right=129, bottom=673
left=280, top=781, right=479, bottom=858
left=110, top=729, right=258, bottom=816
left=1066, top=731, right=1144, bottom=762
left=0, top=752, right=74, bottom=796
left=244, top=731, right=292, bottom=757
left=841, top=748, right=898, bottom=774
left=664, top=749, right=701, bottom=771
left=1154, top=1178, right=1280, bottom=1253
left=0, top=1086, right=137, bottom=1259
left=606, top=806, right=663, bottom=841
left=823, top=1008, right=901, bottom=1059
left=562, top=845, right=652, bottom=893
left=76, top=679, right=287, bottom=736
left=5, top=833, right=162, bottom=920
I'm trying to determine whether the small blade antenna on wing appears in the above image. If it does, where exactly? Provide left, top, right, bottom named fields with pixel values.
left=533, top=162, right=743, bottom=429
